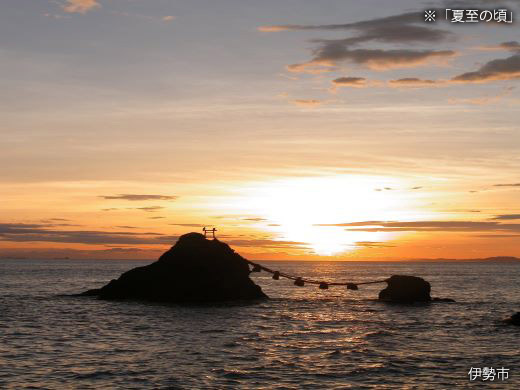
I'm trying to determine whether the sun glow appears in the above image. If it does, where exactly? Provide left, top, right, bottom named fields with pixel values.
left=213, top=175, right=424, bottom=256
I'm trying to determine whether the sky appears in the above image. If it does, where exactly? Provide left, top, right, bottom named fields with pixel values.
left=1, top=0, right=519, bottom=260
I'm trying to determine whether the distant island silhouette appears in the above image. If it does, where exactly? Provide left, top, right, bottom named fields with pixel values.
left=402, top=256, right=520, bottom=262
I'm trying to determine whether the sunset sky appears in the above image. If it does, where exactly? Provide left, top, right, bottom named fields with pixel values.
left=1, top=0, right=519, bottom=260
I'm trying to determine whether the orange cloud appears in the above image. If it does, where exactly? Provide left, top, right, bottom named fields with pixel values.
left=452, top=54, right=520, bottom=83
left=257, top=12, right=452, bottom=44
left=332, top=77, right=367, bottom=88
left=448, top=87, right=515, bottom=105
left=289, top=49, right=455, bottom=73
left=476, top=41, right=520, bottom=53
left=100, top=194, right=177, bottom=201
left=162, top=15, right=175, bottom=22
left=258, top=25, right=294, bottom=32
left=287, top=62, right=335, bottom=74
left=388, top=78, right=439, bottom=88
left=316, top=220, right=520, bottom=233
left=291, top=99, right=322, bottom=107
left=260, top=12, right=456, bottom=73
left=62, top=0, right=100, bottom=14
left=353, top=49, right=455, bottom=71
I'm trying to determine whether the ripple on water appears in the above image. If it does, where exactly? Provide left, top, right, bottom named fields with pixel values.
left=1, top=259, right=520, bottom=389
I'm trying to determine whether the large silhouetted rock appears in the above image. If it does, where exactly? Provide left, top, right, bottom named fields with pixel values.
left=378, top=275, right=431, bottom=303
left=80, top=233, right=267, bottom=302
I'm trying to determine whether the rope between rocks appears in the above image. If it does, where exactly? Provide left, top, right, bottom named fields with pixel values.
left=244, top=259, right=388, bottom=288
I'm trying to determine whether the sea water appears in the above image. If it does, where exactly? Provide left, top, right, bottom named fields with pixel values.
left=0, top=259, right=519, bottom=389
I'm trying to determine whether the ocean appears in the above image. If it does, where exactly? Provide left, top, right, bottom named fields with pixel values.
left=0, top=259, right=518, bottom=389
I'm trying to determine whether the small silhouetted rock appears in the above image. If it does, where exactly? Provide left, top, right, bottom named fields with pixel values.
left=378, top=275, right=431, bottom=303
left=79, top=232, right=267, bottom=303
left=505, top=312, right=520, bottom=326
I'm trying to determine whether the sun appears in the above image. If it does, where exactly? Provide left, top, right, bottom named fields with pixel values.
left=211, top=175, right=423, bottom=256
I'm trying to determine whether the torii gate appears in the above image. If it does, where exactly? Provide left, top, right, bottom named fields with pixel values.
left=202, top=227, right=217, bottom=239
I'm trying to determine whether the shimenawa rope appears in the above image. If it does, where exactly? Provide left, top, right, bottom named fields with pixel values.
left=245, top=259, right=388, bottom=290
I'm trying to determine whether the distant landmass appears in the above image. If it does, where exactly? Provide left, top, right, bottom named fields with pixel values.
left=479, top=256, right=520, bottom=262
left=1, top=255, right=519, bottom=262
left=408, top=256, right=520, bottom=262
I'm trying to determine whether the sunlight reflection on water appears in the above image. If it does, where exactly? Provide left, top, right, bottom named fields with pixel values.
left=0, top=259, right=519, bottom=389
